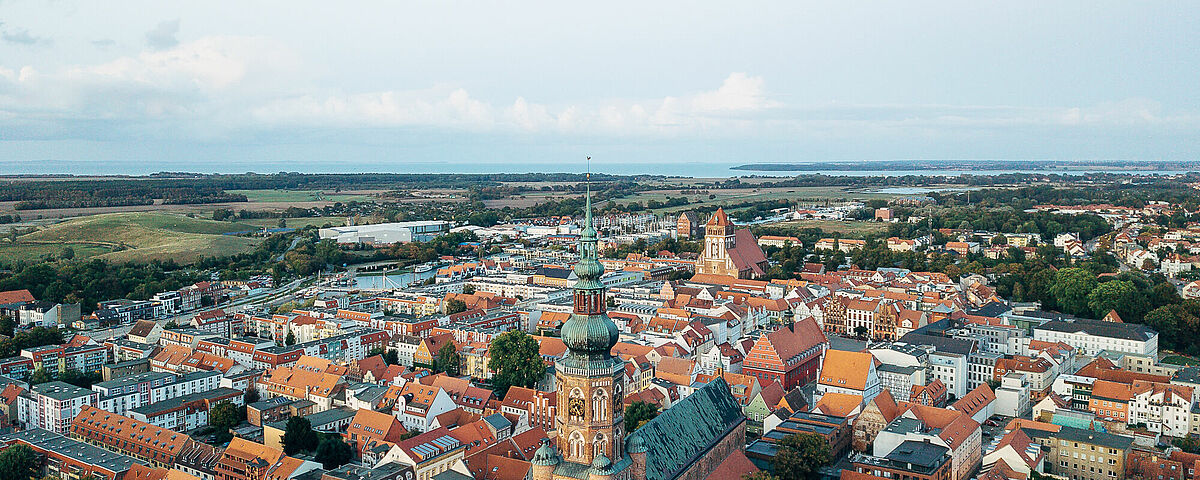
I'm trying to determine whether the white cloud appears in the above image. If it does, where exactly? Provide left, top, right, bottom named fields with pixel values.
left=689, top=72, right=778, bottom=112
left=0, top=40, right=1194, bottom=145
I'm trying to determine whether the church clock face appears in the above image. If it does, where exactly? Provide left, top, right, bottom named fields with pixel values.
left=569, top=398, right=585, bottom=417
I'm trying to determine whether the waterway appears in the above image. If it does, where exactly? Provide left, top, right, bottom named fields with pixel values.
left=354, top=269, right=438, bottom=289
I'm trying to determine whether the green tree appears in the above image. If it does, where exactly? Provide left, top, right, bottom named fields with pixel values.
left=282, top=417, right=320, bottom=455
left=435, top=342, right=461, bottom=376
left=59, top=246, right=74, bottom=260
left=315, top=436, right=355, bottom=469
left=58, top=369, right=102, bottom=388
left=209, top=401, right=243, bottom=443
left=29, top=368, right=51, bottom=385
left=743, top=473, right=780, bottom=480
left=624, top=401, right=659, bottom=432
left=285, top=330, right=296, bottom=346
left=445, top=299, right=468, bottom=314
left=244, top=387, right=260, bottom=404
left=488, top=330, right=544, bottom=397
left=772, top=433, right=831, bottom=480
left=1048, top=268, right=1098, bottom=316
left=0, top=316, right=13, bottom=337
left=461, top=284, right=475, bottom=295
left=1145, top=301, right=1200, bottom=354
left=0, top=443, right=38, bottom=480
left=1087, top=279, right=1148, bottom=322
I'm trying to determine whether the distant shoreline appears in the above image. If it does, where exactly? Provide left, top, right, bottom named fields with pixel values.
left=733, top=160, right=1200, bottom=172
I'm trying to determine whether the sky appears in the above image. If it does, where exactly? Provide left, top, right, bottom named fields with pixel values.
left=0, top=1, right=1198, bottom=174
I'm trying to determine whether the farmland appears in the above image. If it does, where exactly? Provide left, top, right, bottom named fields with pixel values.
left=11, top=212, right=263, bottom=264
left=226, top=189, right=374, bottom=203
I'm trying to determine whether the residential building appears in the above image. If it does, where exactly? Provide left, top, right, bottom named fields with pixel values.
left=70, top=406, right=194, bottom=468
left=1033, top=319, right=1158, bottom=357
left=213, top=438, right=319, bottom=480
left=817, top=349, right=881, bottom=405
left=0, top=428, right=137, bottom=480
left=17, top=381, right=98, bottom=434
left=742, top=317, right=828, bottom=389
left=1022, top=425, right=1133, bottom=480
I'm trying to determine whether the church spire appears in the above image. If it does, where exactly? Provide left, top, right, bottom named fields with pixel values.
left=585, top=156, right=593, bottom=230
left=561, top=158, right=618, bottom=362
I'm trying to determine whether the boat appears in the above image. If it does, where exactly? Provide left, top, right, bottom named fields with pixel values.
left=414, top=263, right=434, bottom=273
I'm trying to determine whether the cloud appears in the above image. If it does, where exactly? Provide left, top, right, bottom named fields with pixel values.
left=0, top=41, right=1196, bottom=148
left=0, top=35, right=298, bottom=133
left=145, top=19, right=180, bottom=50
left=91, top=39, right=116, bottom=49
left=689, top=72, right=778, bottom=113
left=1, top=25, right=50, bottom=46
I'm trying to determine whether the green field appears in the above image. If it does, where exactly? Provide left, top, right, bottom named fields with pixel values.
left=0, top=242, right=114, bottom=265
left=15, top=212, right=263, bottom=263
left=766, top=219, right=890, bottom=237
left=228, top=189, right=370, bottom=203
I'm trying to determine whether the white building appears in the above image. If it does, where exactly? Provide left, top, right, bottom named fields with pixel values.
left=929, top=351, right=969, bottom=400
left=1033, top=319, right=1158, bottom=357
left=1128, top=382, right=1193, bottom=437
left=994, top=372, right=1031, bottom=418
left=319, top=220, right=450, bottom=245
left=17, top=381, right=98, bottom=434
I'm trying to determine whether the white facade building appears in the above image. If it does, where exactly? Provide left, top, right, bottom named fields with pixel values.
left=1033, top=319, right=1158, bottom=357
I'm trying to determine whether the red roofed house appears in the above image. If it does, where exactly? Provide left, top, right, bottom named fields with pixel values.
left=344, top=409, right=408, bottom=463
left=742, top=317, right=828, bottom=389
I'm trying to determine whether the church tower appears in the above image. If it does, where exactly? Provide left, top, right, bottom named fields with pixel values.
left=554, top=178, right=626, bottom=468
left=699, top=207, right=735, bottom=275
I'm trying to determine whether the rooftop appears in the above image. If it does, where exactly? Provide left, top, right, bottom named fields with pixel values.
left=1, top=428, right=138, bottom=473
left=31, top=381, right=94, bottom=401
left=1035, top=318, right=1156, bottom=341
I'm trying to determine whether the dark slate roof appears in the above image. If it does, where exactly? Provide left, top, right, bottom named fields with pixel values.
left=1022, top=425, right=1133, bottom=450
left=633, top=376, right=745, bottom=480
left=1174, top=366, right=1200, bottom=384
left=1, top=428, right=137, bottom=473
left=966, top=301, right=1012, bottom=318
left=1034, top=318, right=1156, bottom=341
left=897, top=333, right=977, bottom=356
left=1009, top=310, right=1075, bottom=321
left=910, top=317, right=954, bottom=336
left=536, top=266, right=573, bottom=279
left=31, top=381, right=93, bottom=401
left=886, top=440, right=950, bottom=468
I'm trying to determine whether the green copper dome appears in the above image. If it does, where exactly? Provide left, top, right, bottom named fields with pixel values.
left=560, top=178, right=620, bottom=360
left=561, top=312, right=619, bottom=355
left=590, top=453, right=614, bottom=475
left=626, top=433, right=646, bottom=453
left=531, top=440, right=560, bottom=466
